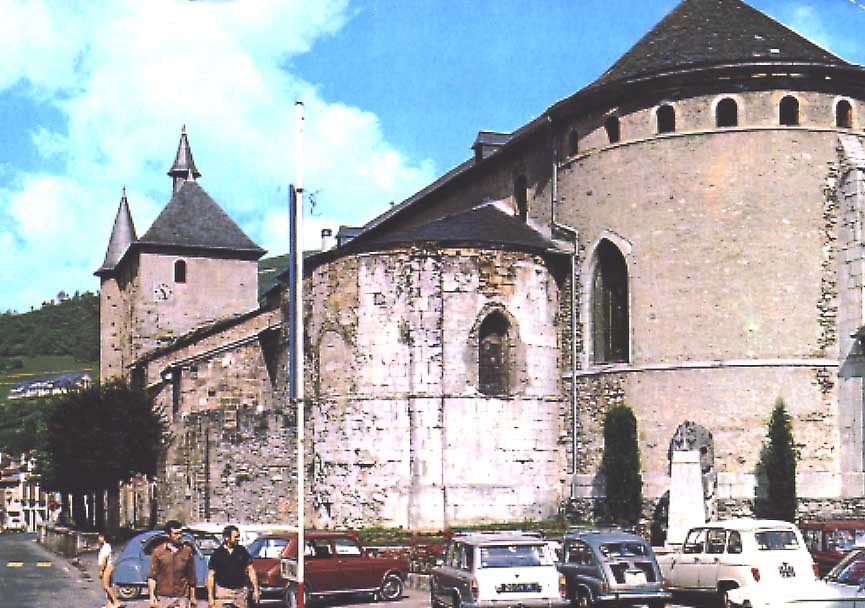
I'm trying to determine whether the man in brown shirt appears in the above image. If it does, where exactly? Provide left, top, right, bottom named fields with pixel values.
left=148, top=520, right=198, bottom=608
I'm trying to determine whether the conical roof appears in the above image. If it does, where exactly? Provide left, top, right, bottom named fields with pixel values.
left=139, top=181, right=264, bottom=255
left=95, top=189, right=137, bottom=276
left=593, top=0, right=848, bottom=87
left=167, top=126, right=201, bottom=179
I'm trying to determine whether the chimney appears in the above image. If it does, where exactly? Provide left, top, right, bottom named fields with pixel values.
left=321, top=228, right=334, bottom=252
left=471, top=130, right=511, bottom=163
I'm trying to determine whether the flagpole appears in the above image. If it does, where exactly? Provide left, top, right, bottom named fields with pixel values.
left=292, top=100, right=305, bottom=608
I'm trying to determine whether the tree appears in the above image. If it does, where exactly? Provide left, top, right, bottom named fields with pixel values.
left=35, top=380, right=169, bottom=530
left=760, top=398, right=797, bottom=522
left=601, top=403, right=642, bottom=524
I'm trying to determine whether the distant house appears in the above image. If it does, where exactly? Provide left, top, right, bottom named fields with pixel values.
left=7, top=372, right=93, bottom=400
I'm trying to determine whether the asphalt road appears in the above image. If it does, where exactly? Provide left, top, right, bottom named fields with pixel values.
left=0, top=531, right=105, bottom=608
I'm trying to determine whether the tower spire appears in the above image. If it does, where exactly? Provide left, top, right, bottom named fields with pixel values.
left=167, top=125, right=201, bottom=193
left=96, top=187, right=137, bottom=275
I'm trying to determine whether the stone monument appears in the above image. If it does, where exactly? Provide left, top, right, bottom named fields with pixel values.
left=666, top=450, right=706, bottom=545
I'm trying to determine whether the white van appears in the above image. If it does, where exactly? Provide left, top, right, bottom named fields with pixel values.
left=658, top=519, right=817, bottom=604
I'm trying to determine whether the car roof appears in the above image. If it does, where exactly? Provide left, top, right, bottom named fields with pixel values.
left=800, top=520, right=865, bottom=530
left=564, top=531, right=649, bottom=545
left=700, top=518, right=798, bottom=531
left=453, top=533, right=549, bottom=545
left=256, top=530, right=358, bottom=540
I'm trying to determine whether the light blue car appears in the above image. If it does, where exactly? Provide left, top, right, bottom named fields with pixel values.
left=112, top=529, right=214, bottom=601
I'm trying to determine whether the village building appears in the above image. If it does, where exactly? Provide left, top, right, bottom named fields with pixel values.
left=99, top=0, right=865, bottom=532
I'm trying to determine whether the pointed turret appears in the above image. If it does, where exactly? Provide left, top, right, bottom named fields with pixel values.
left=95, top=187, right=137, bottom=276
left=168, top=126, right=201, bottom=194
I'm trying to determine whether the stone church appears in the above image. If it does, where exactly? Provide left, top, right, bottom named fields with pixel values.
left=98, top=0, right=865, bottom=531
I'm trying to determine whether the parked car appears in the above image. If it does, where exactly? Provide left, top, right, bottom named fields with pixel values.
left=111, top=529, right=210, bottom=600
left=727, top=547, right=865, bottom=608
left=557, top=530, right=671, bottom=608
left=799, top=520, right=865, bottom=576
left=429, top=533, right=570, bottom=608
left=263, top=530, right=408, bottom=606
left=657, top=519, right=817, bottom=604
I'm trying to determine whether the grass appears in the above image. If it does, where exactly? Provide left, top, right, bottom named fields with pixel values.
left=0, top=356, right=98, bottom=402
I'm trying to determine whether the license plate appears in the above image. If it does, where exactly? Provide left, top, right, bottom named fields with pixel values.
left=778, top=563, right=796, bottom=578
left=625, top=571, right=648, bottom=585
left=496, top=583, right=541, bottom=593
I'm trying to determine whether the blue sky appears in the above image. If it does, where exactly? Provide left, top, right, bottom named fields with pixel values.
left=1, top=0, right=864, bottom=313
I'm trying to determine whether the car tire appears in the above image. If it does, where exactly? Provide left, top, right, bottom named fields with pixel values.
left=284, top=585, right=311, bottom=608
left=114, top=584, right=141, bottom=600
left=430, top=580, right=443, bottom=608
left=378, top=573, right=403, bottom=601
left=453, top=592, right=462, bottom=608
left=576, top=589, right=593, bottom=608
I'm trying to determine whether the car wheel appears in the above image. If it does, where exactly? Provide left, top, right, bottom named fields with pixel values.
left=576, top=589, right=593, bottom=608
left=114, top=584, right=141, bottom=600
left=452, top=592, right=462, bottom=608
left=378, top=573, right=403, bottom=601
left=284, top=585, right=311, bottom=608
left=430, top=580, right=442, bottom=608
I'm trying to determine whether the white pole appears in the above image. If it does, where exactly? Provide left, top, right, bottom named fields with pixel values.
left=294, top=100, right=306, bottom=608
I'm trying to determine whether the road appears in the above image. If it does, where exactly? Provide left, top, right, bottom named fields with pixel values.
left=0, top=531, right=105, bottom=607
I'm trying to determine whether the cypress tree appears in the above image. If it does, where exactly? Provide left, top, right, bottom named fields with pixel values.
left=602, top=403, right=642, bottom=525
left=762, top=398, right=797, bottom=522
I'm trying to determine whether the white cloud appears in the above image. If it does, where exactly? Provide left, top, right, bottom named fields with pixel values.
left=0, top=0, right=437, bottom=312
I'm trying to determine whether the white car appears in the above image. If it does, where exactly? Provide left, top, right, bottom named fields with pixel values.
left=727, top=547, right=865, bottom=608
left=658, top=519, right=818, bottom=604
left=430, top=533, right=570, bottom=608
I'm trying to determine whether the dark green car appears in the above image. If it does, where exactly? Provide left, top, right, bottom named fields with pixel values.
left=556, top=531, right=671, bottom=608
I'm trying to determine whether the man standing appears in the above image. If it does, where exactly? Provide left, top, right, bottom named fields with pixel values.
left=148, top=520, right=198, bottom=608
left=207, top=525, right=260, bottom=608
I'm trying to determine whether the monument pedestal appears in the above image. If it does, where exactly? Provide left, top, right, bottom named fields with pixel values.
left=667, top=450, right=705, bottom=545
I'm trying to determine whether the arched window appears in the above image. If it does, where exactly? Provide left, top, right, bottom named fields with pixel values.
left=478, top=312, right=510, bottom=396
left=592, top=240, right=629, bottom=363
left=174, top=260, right=187, bottom=283
left=605, top=116, right=620, bottom=144
left=514, top=176, right=528, bottom=221
left=716, top=98, right=738, bottom=128
left=780, top=96, right=799, bottom=126
left=568, top=129, right=579, bottom=156
left=836, top=100, right=853, bottom=129
left=657, top=105, right=675, bottom=133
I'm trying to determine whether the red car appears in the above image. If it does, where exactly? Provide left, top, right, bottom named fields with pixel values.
left=800, top=520, right=865, bottom=576
left=249, top=530, right=409, bottom=605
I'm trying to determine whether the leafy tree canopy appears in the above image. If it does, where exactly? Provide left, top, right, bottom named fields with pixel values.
left=36, top=380, right=169, bottom=494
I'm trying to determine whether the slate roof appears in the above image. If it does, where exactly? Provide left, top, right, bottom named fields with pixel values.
left=359, top=203, right=561, bottom=254
left=96, top=190, right=137, bottom=275
left=593, top=0, right=848, bottom=87
left=168, top=127, right=201, bottom=179
left=138, top=181, right=264, bottom=255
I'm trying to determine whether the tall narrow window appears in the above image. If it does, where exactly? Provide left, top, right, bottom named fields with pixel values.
left=716, top=98, right=738, bottom=127
left=836, top=100, right=853, bottom=129
left=592, top=240, right=629, bottom=363
left=657, top=105, right=675, bottom=133
left=605, top=116, right=620, bottom=144
left=478, top=312, right=510, bottom=396
left=514, top=176, right=528, bottom=221
left=780, top=96, right=799, bottom=126
left=174, top=259, right=187, bottom=283
left=568, top=129, right=579, bottom=156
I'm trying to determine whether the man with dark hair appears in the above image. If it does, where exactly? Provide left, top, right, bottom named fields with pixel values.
left=148, top=520, right=198, bottom=608
left=207, top=525, right=260, bottom=608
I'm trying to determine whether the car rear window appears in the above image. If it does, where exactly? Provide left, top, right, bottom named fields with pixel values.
left=479, top=544, right=552, bottom=568
left=599, top=542, right=649, bottom=558
left=828, top=529, right=865, bottom=552
left=755, top=530, right=800, bottom=551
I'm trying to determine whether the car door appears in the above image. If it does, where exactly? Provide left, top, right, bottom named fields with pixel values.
left=671, top=528, right=706, bottom=590
left=698, top=528, right=726, bottom=590
left=306, top=537, right=341, bottom=592
left=435, top=542, right=471, bottom=607
left=333, top=535, right=377, bottom=590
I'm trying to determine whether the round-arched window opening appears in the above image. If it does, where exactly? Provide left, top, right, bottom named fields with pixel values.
left=657, top=105, right=676, bottom=134
left=478, top=312, right=511, bottom=396
left=174, top=260, right=187, bottom=283
left=716, top=98, right=738, bottom=128
left=592, top=240, right=629, bottom=364
left=836, top=100, right=853, bottom=129
left=780, top=96, right=799, bottom=126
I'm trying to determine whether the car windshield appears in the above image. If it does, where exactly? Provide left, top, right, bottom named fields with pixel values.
left=478, top=544, right=551, bottom=568
left=599, top=542, right=649, bottom=558
left=826, top=550, right=865, bottom=584
left=249, top=537, right=290, bottom=559
left=755, top=530, right=799, bottom=551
